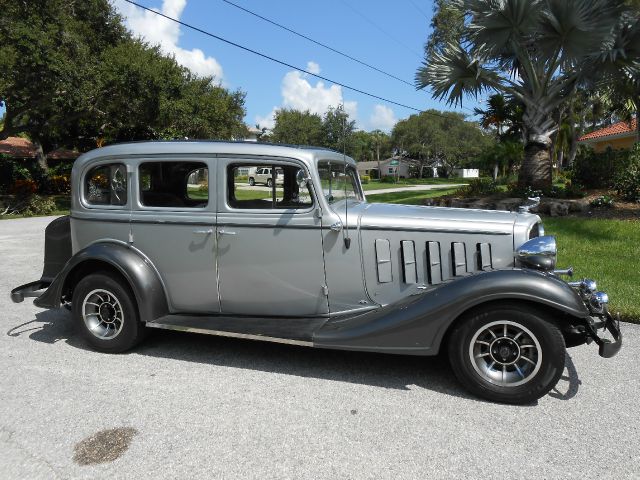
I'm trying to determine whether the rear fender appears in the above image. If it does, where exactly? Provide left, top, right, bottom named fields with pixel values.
left=35, top=241, right=169, bottom=323
left=314, top=269, right=589, bottom=355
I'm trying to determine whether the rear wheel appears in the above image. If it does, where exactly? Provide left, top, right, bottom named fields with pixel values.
left=72, top=272, right=145, bottom=353
left=267, top=178, right=273, bottom=188
left=447, top=304, right=566, bottom=404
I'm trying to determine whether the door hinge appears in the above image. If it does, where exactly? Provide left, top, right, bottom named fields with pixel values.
left=322, top=285, right=329, bottom=296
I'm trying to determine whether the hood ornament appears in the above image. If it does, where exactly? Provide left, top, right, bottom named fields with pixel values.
left=519, top=196, right=540, bottom=213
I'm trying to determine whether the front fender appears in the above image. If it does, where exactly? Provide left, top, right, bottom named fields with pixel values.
left=34, top=241, right=169, bottom=323
left=314, top=269, right=589, bottom=355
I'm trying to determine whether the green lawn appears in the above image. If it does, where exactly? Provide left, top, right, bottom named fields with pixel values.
left=544, top=218, right=640, bottom=323
left=361, top=178, right=467, bottom=191
left=366, top=188, right=459, bottom=204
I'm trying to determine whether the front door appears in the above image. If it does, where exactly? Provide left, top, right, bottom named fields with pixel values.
left=216, top=158, right=328, bottom=316
left=130, top=158, right=219, bottom=313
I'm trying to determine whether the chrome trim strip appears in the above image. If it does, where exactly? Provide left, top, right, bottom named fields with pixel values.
left=146, top=322, right=315, bottom=347
left=360, top=225, right=511, bottom=235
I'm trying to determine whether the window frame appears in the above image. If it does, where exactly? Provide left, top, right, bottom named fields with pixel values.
left=317, top=160, right=364, bottom=205
left=81, top=160, right=130, bottom=210
left=135, top=159, right=211, bottom=211
left=224, top=159, right=316, bottom=214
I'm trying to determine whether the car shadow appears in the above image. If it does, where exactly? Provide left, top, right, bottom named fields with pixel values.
left=8, top=310, right=581, bottom=405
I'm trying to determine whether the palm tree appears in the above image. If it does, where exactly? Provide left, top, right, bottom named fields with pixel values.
left=416, top=0, right=640, bottom=188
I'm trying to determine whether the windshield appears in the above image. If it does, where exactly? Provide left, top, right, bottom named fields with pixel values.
left=317, top=161, right=363, bottom=204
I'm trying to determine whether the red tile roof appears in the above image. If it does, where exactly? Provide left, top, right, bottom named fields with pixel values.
left=0, top=136, right=36, bottom=157
left=579, top=118, right=637, bottom=141
left=0, top=136, right=80, bottom=160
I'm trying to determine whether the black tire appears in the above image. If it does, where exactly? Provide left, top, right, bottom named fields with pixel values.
left=447, top=304, right=566, bottom=404
left=72, top=272, right=145, bottom=353
left=248, top=177, right=255, bottom=186
left=267, top=178, right=273, bottom=188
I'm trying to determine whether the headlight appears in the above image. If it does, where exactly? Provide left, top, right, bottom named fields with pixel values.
left=516, top=235, right=557, bottom=271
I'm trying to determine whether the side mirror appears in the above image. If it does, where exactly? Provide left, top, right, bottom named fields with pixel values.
left=296, top=169, right=309, bottom=188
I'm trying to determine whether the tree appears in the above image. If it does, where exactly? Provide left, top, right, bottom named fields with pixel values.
left=425, top=0, right=465, bottom=61
left=270, top=109, right=324, bottom=145
left=392, top=110, right=492, bottom=178
left=416, top=0, right=640, bottom=188
left=0, top=0, right=128, bottom=168
left=478, top=141, right=524, bottom=179
left=322, top=105, right=356, bottom=152
left=0, top=0, right=247, bottom=168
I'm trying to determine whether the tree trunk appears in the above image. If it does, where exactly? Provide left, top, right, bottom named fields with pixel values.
left=567, top=113, right=585, bottom=168
left=493, top=163, right=498, bottom=180
left=32, top=139, right=48, bottom=171
left=518, top=140, right=552, bottom=189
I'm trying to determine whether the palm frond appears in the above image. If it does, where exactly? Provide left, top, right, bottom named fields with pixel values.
left=464, top=0, right=544, bottom=59
left=538, top=0, right=624, bottom=67
left=415, top=43, right=500, bottom=106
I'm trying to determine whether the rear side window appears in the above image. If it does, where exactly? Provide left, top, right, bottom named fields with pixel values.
left=139, top=161, right=208, bottom=208
left=85, top=163, right=127, bottom=206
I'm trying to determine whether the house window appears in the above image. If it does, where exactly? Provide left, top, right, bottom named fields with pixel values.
left=85, top=163, right=127, bottom=206
left=388, top=167, right=394, bottom=174
left=138, top=161, right=208, bottom=208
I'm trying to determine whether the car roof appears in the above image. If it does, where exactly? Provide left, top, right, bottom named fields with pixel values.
left=73, top=140, right=356, bottom=170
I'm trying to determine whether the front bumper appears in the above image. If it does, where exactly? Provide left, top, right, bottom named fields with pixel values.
left=586, top=312, right=623, bottom=358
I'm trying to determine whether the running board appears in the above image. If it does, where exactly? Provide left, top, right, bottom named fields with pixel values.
left=146, top=314, right=328, bottom=347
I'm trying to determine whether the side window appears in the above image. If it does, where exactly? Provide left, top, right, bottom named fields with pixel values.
left=85, top=163, right=127, bottom=206
left=228, top=163, right=313, bottom=210
left=139, top=161, right=208, bottom=208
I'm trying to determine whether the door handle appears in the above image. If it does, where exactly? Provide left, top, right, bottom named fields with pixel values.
left=193, top=229, right=213, bottom=235
left=218, top=229, right=237, bottom=236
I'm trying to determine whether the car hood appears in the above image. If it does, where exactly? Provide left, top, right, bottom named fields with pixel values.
left=358, top=202, right=518, bottom=236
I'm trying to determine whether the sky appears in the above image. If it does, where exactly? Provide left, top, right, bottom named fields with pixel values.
left=2, top=0, right=483, bottom=133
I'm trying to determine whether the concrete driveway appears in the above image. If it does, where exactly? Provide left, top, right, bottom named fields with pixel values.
left=1, top=216, right=639, bottom=479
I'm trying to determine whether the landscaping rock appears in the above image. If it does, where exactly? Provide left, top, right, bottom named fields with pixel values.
left=495, top=198, right=523, bottom=212
left=549, top=201, right=570, bottom=217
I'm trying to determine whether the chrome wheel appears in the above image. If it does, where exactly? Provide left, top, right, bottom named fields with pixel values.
left=469, top=320, right=542, bottom=387
left=82, top=289, right=125, bottom=340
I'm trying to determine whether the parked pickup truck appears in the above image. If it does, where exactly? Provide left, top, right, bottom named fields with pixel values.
left=11, top=141, right=621, bottom=404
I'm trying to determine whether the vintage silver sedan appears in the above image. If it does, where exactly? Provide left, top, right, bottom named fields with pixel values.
left=12, top=141, right=621, bottom=404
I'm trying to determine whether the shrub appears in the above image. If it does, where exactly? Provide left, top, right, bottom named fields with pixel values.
left=570, top=146, right=631, bottom=188
left=10, top=179, right=38, bottom=196
left=380, top=176, right=395, bottom=183
left=360, top=175, right=370, bottom=184
left=457, top=178, right=500, bottom=197
left=21, top=195, right=57, bottom=216
left=0, top=194, right=56, bottom=217
left=43, top=175, right=71, bottom=194
left=613, top=144, right=640, bottom=201
left=506, top=181, right=585, bottom=199
left=590, top=195, right=615, bottom=208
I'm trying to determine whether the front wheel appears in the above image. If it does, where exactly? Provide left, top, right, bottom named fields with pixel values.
left=248, top=177, right=255, bottom=186
left=72, top=272, right=145, bottom=353
left=448, top=304, right=566, bottom=404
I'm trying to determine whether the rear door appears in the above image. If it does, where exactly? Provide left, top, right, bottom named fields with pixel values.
left=130, top=157, right=219, bottom=313
left=216, top=157, right=328, bottom=316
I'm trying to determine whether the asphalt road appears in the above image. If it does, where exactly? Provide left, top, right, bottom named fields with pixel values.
left=1, top=216, right=639, bottom=479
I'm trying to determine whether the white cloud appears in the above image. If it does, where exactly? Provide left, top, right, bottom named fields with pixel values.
left=112, top=0, right=223, bottom=80
left=306, top=61, right=321, bottom=74
left=369, top=104, right=398, bottom=132
left=255, top=63, right=358, bottom=130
